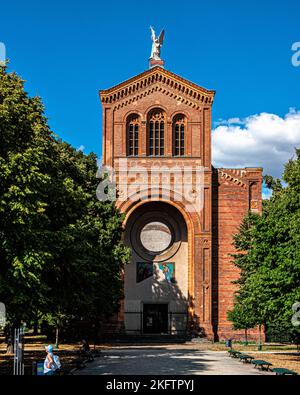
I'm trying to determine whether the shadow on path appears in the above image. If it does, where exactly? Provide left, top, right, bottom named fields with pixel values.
left=75, top=346, right=270, bottom=375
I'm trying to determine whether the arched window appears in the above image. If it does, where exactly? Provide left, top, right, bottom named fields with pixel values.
left=173, top=114, right=186, bottom=156
left=147, top=109, right=165, bottom=156
left=127, top=114, right=139, bottom=156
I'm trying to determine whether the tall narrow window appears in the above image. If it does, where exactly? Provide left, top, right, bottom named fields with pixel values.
left=147, top=109, right=165, bottom=156
left=127, top=114, right=139, bottom=156
left=173, top=115, right=186, bottom=156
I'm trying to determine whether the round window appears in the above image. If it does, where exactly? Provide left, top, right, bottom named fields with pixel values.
left=140, top=222, right=172, bottom=254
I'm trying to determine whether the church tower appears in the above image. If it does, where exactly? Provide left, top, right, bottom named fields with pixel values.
left=99, top=30, right=262, bottom=340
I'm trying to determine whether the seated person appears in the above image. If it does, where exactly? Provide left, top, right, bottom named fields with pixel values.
left=44, top=345, right=61, bottom=375
left=81, top=339, right=90, bottom=353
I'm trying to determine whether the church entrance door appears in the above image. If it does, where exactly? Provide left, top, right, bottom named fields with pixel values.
left=143, top=304, right=168, bottom=334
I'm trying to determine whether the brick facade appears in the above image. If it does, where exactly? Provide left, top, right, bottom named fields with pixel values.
left=99, top=67, right=262, bottom=340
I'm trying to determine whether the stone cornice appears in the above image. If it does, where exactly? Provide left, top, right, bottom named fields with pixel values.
left=99, top=67, right=215, bottom=109
left=217, top=168, right=247, bottom=189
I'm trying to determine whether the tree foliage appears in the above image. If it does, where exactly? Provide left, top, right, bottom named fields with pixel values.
left=228, top=149, right=300, bottom=337
left=0, top=65, right=130, bottom=331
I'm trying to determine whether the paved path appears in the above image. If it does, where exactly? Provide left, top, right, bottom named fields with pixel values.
left=75, top=345, right=270, bottom=375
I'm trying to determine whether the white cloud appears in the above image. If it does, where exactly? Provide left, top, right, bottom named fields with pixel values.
left=262, top=188, right=272, bottom=200
left=212, top=109, right=300, bottom=178
left=215, top=117, right=244, bottom=126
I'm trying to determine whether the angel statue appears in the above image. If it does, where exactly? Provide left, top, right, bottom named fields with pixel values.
left=150, top=26, right=165, bottom=60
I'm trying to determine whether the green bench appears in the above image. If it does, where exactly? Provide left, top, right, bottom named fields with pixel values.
left=238, top=354, right=255, bottom=364
left=272, top=368, right=298, bottom=376
left=252, top=359, right=273, bottom=371
left=228, top=350, right=242, bottom=358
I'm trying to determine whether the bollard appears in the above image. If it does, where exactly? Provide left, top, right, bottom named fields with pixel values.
left=226, top=339, right=232, bottom=348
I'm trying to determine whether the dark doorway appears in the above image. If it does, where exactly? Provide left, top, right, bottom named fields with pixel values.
left=143, top=304, right=168, bottom=334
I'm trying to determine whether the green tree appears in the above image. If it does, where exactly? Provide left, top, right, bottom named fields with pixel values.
left=0, top=64, right=53, bottom=325
left=0, top=64, right=130, bottom=338
left=227, top=302, right=258, bottom=345
left=228, top=213, right=265, bottom=345
left=228, top=150, right=300, bottom=342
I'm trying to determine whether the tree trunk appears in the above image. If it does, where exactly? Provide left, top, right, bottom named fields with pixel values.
left=6, top=342, right=14, bottom=354
left=245, top=328, right=248, bottom=346
left=33, top=321, right=38, bottom=335
left=258, top=324, right=262, bottom=350
left=93, top=323, right=97, bottom=351
left=6, top=325, right=14, bottom=354
left=55, top=327, right=59, bottom=349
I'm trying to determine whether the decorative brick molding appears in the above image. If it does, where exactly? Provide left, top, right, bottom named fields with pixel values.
left=217, top=168, right=247, bottom=188
left=100, top=66, right=215, bottom=107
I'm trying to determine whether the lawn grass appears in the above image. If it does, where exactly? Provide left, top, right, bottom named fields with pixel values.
left=248, top=353, right=300, bottom=374
left=215, top=342, right=300, bottom=374
left=193, top=341, right=299, bottom=352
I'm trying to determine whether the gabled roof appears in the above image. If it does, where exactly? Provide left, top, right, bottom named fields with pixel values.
left=99, top=67, right=215, bottom=109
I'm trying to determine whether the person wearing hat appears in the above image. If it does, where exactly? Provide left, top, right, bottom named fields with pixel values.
left=44, top=345, right=57, bottom=375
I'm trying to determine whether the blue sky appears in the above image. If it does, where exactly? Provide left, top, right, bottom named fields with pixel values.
left=1, top=0, right=300, bottom=187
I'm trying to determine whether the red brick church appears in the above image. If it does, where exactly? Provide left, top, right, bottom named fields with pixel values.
left=99, top=38, right=262, bottom=340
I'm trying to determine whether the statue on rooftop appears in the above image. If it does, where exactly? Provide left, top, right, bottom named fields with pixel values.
left=150, top=26, right=165, bottom=61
